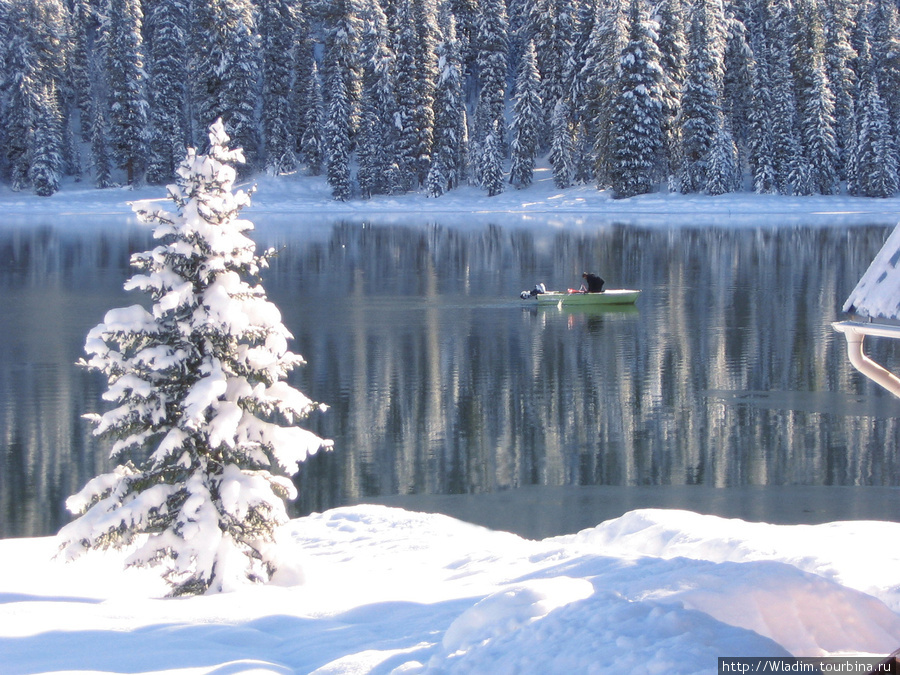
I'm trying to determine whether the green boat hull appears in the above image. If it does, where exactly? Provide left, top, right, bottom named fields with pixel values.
left=535, top=289, right=641, bottom=306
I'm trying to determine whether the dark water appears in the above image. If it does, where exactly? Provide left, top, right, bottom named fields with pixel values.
left=2, top=216, right=900, bottom=539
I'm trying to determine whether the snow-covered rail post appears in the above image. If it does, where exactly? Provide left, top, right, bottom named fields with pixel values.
left=58, top=120, right=332, bottom=596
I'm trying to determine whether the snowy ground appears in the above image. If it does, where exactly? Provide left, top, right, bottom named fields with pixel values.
left=2, top=506, right=900, bottom=674
left=3, top=173, right=900, bottom=673
left=3, top=167, right=900, bottom=230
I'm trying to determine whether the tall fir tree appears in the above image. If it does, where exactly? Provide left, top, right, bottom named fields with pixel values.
left=357, top=0, right=397, bottom=197
left=260, top=0, right=298, bottom=175
left=427, top=8, right=468, bottom=196
left=58, top=120, right=332, bottom=595
left=822, top=0, right=857, bottom=180
left=868, top=0, right=900, bottom=170
left=291, top=6, right=318, bottom=170
left=1, top=0, right=68, bottom=194
left=472, top=0, right=508, bottom=186
left=30, top=82, right=64, bottom=196
left=324, top=66, right=353, bottom=200
left=320, top=0, right=363, bottom=195
left=794, top=0, right=839, bottom=195
left=678, top=0, right=724, bottom=194
left=105, top=0, right=148, bottom=185
left=410, top=0, right=440, bottom=184
left=393, top=0, right=423, bottom=190
left=509, top=39, right=542, bottom=189
left=566, top=0, right=597, bottom=131
left=534, top=0, right=574, bottom=135
left=145, top=0, right=189, bottom=185
left=704, top=112, right=740, bottom=194
left=69, top=0, right=95, bottom=143
left=766, top=0, right=807, bottom=194
left=722, top=14, right=755, bottom=181
left=298, top=59, right=325, bottom=176
left=583, top=0, right=625, bottom=188
left=850, top=23, right=898, bottom=197
left=481, top=120, right=505, bottom=196
left=746, top=6, right=778, bottom=193
left=90, top=87, right=116, bottom=188
left=192, top=0, right=260, bottom=173
left=550, top=98, right=574, bottom=188
left=656, top=0, right=688, bottom=188
left=607, top=0, right=666, bottom=198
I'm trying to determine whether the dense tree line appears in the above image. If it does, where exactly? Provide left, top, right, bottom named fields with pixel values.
left=2, top=0, right=900, bottom=200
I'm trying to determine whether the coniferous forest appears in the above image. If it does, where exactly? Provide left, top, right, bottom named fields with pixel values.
left=3, top=0, right=900, bottom=201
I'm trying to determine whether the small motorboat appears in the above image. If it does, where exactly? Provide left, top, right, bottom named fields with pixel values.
left=534, top=289, right=641, bottom=306
left=520, top=283, right=641, bottom=306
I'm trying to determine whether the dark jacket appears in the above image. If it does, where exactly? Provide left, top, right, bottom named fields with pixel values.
left=583, top=273, right=604, bottom=293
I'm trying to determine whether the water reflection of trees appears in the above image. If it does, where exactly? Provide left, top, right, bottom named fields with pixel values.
left=0, top=224, right=146, bottom=537
left=3, top=220, right=900, bottom=536
left=277, top=222, right=900, bottom=517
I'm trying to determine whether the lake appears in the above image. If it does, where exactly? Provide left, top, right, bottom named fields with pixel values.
left=2, top=214, right=900, bottom=540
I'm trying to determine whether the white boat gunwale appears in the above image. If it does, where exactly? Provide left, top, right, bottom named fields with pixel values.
left=534, top=289, right=641, bottom=306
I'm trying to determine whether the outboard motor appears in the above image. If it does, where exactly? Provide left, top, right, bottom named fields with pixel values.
left=520, top=283, right=546, bottom=299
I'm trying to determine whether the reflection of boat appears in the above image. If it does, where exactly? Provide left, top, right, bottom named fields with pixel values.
left=539, top=302, right=640, bottom=317
left=535, top=289, right=641, bottom=306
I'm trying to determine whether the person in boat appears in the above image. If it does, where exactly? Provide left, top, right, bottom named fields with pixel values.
left=581, top=272, right=604, bottom=293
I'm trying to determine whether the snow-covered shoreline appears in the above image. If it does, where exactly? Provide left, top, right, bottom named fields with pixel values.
left=3, top=169, right=900, bottom=230
left=2, top=506, right=899, bottom=674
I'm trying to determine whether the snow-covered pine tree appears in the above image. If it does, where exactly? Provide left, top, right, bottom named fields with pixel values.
left=30, top=83, right=64, bottom=196
left=550, top=98, right=574, bottom=188
left=105, top=0, right=148, bottom=185
left=868, top=0, right=900, bottom=170
left=391, top=0, right=438, bottom=190
left=822, top=0, right=857, bottom=180
left=357, top=0, right=397, bottom=198
left=794, top=0, right=839, bottom=195
left=472, top=0, right=508, bottom=184
left=58, top=120, right=332, bottom=596
left=409, top=0, right=440, bottom=185
left=320, top=0, right=362, bottom=197
left=427, top=8, right=467, bottom=197
left=850, top=28, right=899, bottom=198
left=325, top=67, right=353, bottom=201
left=291, top=7, right=319, bottom=173
left=481, top=121, right=505, bottom=196
left=260, top=0, right=297, bottom=176
left=607, top=0, right=666, bottom=198
left=704, top=114, right=740, bottom=195
left=534, top=0, right=574, bottom=141
left=656, top=0, right=688, bottom=189
left=566, top=0, right=597, bottom=132
left=572, top=122, right=595, bottom=184
left=392, top=0, right=422, bottom=191
left=297, top=58, right=325, bottom=176
left=509, top=39, right=541, bottom=189
left=722, top=14, right=755, bottom=183
left=746, top=13, right=778, bottom=194
left=1, top=0, right=68, bottom=194
left=584, top=0, right=626, bottom=189
left=90, top=95, right=116, bottom=188
left=192, top=0, right=260, bottom=174
left=766, top=0, right=806, bottom=194
left=678, top=0, right=724, bottom=194
left=145, top=0, right=189, bottom=185
left=69, top=0, right=95, bottom=143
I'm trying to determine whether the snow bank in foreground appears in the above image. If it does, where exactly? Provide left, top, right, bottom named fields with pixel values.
left=1, top=506, right=898, bottom=674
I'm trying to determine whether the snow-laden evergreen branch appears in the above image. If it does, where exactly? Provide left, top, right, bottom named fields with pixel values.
left=58, top=120, right=332, bottom=596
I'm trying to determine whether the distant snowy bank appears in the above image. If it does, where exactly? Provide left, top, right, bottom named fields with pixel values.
left=3, top=169, right=900, bottom=230
left=3, top=506, right=899, bottom=674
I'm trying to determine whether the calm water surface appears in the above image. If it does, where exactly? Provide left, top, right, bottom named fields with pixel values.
left=2, top=215, right=900, bottom=538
